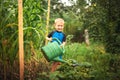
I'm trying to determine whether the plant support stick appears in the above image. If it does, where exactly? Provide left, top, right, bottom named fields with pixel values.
left=18, top=0, right=24, bottom=80
left=45, top=0, right=51, bottom=45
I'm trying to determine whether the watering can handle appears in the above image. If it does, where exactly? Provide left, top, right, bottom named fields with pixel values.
left=52, top=38, right=65, bottom=53
left=52, top=38, right=61, bottom=45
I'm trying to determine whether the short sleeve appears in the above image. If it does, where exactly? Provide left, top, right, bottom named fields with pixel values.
left=62, top=33, right=66, bottom=42
left=48, top=31, right=55, bottom=38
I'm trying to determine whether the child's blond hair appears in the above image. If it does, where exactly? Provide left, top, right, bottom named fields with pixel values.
left=54, top=18, right=64, bottom=24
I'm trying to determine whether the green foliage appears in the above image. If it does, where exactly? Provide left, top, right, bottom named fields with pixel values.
left=102, top=0, right=120, bottom=54
left=0, top=1, right=19, bottom=79
left=0, top=0, right=18, bottom=64
left=62, top=42, right=120, bottom=80
left=0, top=0, right=46, bottom=79
left=23, top=0, right=45, bottom=27
left=54, top=63, right=93, bottom=80
left=22, top=0, right=47, bottom=60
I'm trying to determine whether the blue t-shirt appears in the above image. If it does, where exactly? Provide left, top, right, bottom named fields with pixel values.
left=48, top=31, right=66, bottom=43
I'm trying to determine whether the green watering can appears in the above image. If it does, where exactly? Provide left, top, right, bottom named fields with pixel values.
left=41, top=38, right=67, bottom=63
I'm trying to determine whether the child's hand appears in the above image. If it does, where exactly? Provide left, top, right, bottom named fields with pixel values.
left=61, top=42, right=66, bottom=47
left=60, top=44, right=65, bottom=48
left=46, top=37, right=52, bottom=41
left=60, top=44, right=63, bottom=48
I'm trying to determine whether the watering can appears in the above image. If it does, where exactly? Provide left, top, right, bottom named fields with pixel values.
left=41, top=38, right=67, bottom=63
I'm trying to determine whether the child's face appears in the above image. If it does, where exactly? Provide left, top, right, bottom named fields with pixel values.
left=54, top=21, right=64, bottom=32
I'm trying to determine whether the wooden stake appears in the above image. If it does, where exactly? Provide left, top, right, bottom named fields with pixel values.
left=18, top=0, right=24, bottom=80
left=84, top=29, right=90, bottom=46
left=45, top=0, right=51, bottom=45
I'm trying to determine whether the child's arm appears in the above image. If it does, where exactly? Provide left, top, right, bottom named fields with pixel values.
left=46, top=31, right=55, bottom=41
left=62, top=42, right=66, bottom=46
left=61, top=34, right=66, bottom=47
left=61, top=41, right=66, bottom=47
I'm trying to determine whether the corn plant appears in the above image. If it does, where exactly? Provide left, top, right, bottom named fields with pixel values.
left=0, top=0, right=18, bottom=79
left=0, top=0, right=46, bottom=79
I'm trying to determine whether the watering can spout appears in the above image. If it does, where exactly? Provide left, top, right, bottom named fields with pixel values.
left=53, top=57, right=67, bottom=63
